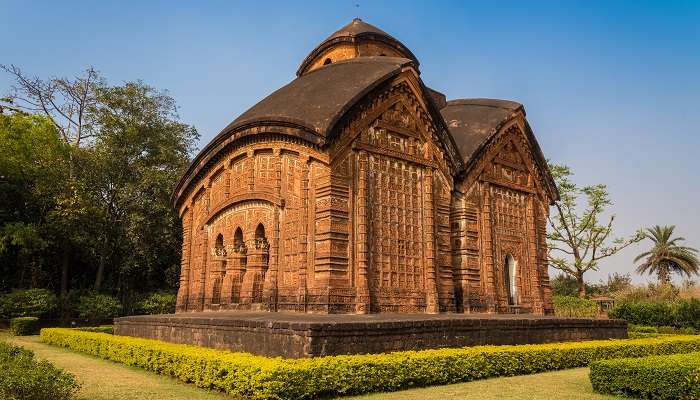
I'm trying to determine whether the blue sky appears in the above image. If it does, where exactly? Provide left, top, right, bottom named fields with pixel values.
left=2, top=1, right=698, bottom=284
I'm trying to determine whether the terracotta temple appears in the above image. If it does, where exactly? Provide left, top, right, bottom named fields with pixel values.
left=172, top=18, right=559, bottom=316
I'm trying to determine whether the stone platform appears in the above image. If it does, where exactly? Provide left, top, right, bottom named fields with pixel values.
left=114, top=311, right=627, bottom=358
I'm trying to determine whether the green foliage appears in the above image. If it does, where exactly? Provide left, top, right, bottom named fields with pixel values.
left=0, top=340, right=80, bottom=400
left=552, top=296, right=598, bottom=318
left=0, top=113, right=70, bottom=292
left=0, top=68, right=198, bottom=303
left=0, top=289, right=58, bottom=318
left=609, top=299, right=700, bottom=329
left=41, top=328, right=700, bottom=400
left=137, top=292, right=176, bottom=315
left=75, top=325, right=114, bottom=334
left=549, top=274, right=599, bottom=297
left=10, top=317, right=39, bottom=336
left=546, top=163, right=642, bottom=298
left=636, top=225, right=699, bottom=284
left=628, top=324, right=699, bottom=335
left=75, top=292, right=122, bottom=320
left=590, top=352, right=700, bottom=399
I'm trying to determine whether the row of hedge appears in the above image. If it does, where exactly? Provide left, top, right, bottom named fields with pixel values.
left=629, top=324, right=699, bottom=335
left=609, top=298, right=700, bottom=329
left=590, top=351, right=700, bottom=399
left=552, top=295, right=598, bottom=318
left=10, top=317, right=39, bottom=336
left=0, top=340, right=79, bottom=400
left=0, top=289, right=176, bottom=320
left=41, top=328, right=700, bottom=400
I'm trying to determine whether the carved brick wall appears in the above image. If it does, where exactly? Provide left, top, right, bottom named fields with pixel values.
left=173, top=76, right=554, bottom=315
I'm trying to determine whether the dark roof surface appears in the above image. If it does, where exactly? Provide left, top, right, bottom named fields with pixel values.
left=440, top=99, right=523, bottom=162
left=228, top=57, right=412, bottom=139
left=327, top=18, right=394, bottom=41
left=297, top=19, right=419, bottom=76
left=173, top=57, right=412, bottom=208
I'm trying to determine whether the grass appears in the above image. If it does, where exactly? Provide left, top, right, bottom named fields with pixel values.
left=343, top=368, right=621, bottom=400
left=1, top=332, right=231, bottom=400
left=2, top=331, right=622, bottom=400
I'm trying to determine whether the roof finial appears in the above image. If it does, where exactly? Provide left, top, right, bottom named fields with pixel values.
left=354, top=1, right=361, bottom=21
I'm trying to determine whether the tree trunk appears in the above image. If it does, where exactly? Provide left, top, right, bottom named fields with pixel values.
left=658, top=267, right=671, bottom=286
left=577, top=274, right=586, bottom=298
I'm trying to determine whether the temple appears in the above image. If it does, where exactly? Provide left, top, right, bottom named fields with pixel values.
left=172, top=18, right=559, bottom=315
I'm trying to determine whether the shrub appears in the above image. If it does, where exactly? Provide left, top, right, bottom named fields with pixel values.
left=590, top=352, right=700, bottom=399
left=614, top=283, right=680, bottom=303
left=75, top=292, right=122, bottom=320
left=137, top=292, right=176, bottom=315
left=553, top=295, right=598, bottom=318
left=10, top=317, right=39, bottom=336
left=76, top=325, right=113, bottom=334
left=610, top=299, right=700, bottom=329
left=40, top=328, right=700, bottom=400
left=0, top=289, right=58, bottom=318
left=0, top=341, right=79, bottom=400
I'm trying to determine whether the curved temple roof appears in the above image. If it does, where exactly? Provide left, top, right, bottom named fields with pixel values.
left=173, top=57, right=413, bottom=207
left=230, top=57, right=413, bottom=140
left=174, top=20, right=558, bottom=208
left=440, top=99, right=523, bottom=162
left=441, top=98, right=557, bottom=199
left=297, top=18, right=420, bottom=76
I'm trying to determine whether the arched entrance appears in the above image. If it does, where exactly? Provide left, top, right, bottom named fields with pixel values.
left=504, top=254, right=518, bottom=306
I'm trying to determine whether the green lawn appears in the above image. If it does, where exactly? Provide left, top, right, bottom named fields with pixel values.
left=2, top=333, right=232, bottom=400
left=343, top=368, right=621, bottom=400
left=3, top=332, right=622, bottom=400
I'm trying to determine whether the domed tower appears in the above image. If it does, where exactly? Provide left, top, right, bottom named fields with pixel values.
left=297, top=18, right=420, bottom=76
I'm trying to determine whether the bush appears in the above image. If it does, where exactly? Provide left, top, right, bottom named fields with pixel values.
left=590, top=352, right=700, bottom=399
left=76, top=325, right=113, bottom=334
left=0, top=289, right=58, bottom=319
left=553, top=295, right=598, bottom=318
left=609, top=299, right=700, bottom=329
left=75, top=292, right=122, bottom=320
left=614, top=283, right=680, bottom=303
left=10, top=317, right=39, bottom=336
left=40, top=328, right=700, bottom=400
left=137, top=292, right=176, bottom=315
left=0, top=341, right=79, bottom=400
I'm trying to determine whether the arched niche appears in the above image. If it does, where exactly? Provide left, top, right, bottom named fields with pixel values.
left=504, top=254, right=518, bottom=305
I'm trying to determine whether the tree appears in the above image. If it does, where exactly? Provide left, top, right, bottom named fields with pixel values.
left=1, top=66, right=198, bottom=310
left=635, top=225, right=699, bottom=284
left=1, top=65, right=101, bottom=147
left=82, top=81, right=197, bottom=293
left=1, top=65, right=103, bottom=296
left=0, top=113, right=71, bottom=290
left=546, top=163, right=642, bottom=298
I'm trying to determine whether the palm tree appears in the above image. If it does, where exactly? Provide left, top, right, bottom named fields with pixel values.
left=635, top=225, right=699, bottom=284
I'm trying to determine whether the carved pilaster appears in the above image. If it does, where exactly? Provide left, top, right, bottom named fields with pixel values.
left=423, top=168, right=439, bottom=313
left=263, top=206, right=280, bottom=311
left=355, top=150, right=370, bottom=313
left=247, top=151, right=255, bottom=191
left=297, top=156, right=310, bottom=311
left=176, top=206, right=193, bottom=312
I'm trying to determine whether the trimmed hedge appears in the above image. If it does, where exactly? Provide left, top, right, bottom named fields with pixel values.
left=41, top=328, right=700, bottom=400
left=610, top=299, right=700, bottom=329
left=0, top=341, right=80, bottom=400
left=590, top=352, right=700, bottom=399
left=10, top=316, right=39, bottom=336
